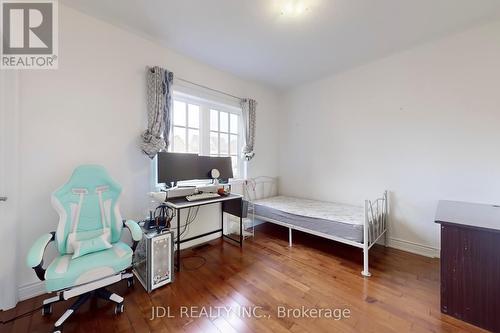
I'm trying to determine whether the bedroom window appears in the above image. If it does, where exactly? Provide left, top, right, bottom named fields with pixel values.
left=172, top=100, right=200, bottom=154
left=209, top=109, right=240, bottom=178
left=167, top=92, right=243, bottom=180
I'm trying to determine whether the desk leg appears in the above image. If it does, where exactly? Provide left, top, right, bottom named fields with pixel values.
left=239, top=215, right=243, bottom=248
left=177, top=209, right=180, bottom=272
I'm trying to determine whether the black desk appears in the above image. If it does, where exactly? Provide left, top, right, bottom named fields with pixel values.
left=435, top=200, right=500, bottom=332
left=165, top=194, right=244, bottom=271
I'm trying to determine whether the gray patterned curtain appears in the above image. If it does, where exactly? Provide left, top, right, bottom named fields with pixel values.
left=241, top=98, right=257, bottom=161
left=141, top=66, right=174, bottom=159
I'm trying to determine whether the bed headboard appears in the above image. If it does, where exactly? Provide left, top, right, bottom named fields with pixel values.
left=243, top=176, right=278, bottom=201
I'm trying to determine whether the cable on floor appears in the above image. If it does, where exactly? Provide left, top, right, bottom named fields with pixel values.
left=181, top=255, right=207, bottom=271
left=1, top=305, right=44, bottom=324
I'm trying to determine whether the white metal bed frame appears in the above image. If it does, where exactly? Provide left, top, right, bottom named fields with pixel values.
left=243, top=177, right=388, bottom=277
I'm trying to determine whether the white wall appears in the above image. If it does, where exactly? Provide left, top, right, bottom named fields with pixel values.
left=14, top=5, right=280, bottom=304
left=279, top=20, right=500, bottom=257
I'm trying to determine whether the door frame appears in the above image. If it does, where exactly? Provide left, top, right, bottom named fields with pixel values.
left=0, top=70, right=20, bottom=310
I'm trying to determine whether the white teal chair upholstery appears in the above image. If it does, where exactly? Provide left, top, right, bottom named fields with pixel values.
left=26, top=165, right=142, bottom=333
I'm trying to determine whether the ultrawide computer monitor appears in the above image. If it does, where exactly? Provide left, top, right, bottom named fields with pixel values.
left=157, top=152, right=233, bottom=185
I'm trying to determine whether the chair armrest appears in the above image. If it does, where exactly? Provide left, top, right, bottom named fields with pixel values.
left=26, top=232, right=55, bottom=281
left=123, top=220, right=142, bottom=251
left=124, top=220, right=142, bottom=241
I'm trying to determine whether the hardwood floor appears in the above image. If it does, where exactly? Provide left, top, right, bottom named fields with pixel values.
left=1, top=223, right=487, bottom=333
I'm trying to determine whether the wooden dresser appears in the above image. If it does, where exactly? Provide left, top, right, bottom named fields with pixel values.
left=435, top=200, right=500, bottom=332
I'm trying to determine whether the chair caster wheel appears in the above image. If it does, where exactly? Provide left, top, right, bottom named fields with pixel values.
left=42, top=304, right=53, bottom=316
left=114, top=302, right=124, bottom=314
left=52, top=325, right=63, bottom=333
left=126, top=277, right=134, bottom=288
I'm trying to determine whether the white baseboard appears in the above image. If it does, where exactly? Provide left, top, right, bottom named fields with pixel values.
left=253, top=219, right=265, bottom=226
left=387, top=237, right=440, bottom=258
left=18, top=281, right=46, bottom=302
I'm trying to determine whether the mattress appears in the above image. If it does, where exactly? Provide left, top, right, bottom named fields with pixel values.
left=252, top=196, right=364, bottom=243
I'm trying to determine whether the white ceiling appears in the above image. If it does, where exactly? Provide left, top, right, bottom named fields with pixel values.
left=62, top=0, right=500, bottom=89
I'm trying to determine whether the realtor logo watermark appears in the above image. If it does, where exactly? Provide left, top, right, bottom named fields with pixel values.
left=1, top=0, right=58, bottom=69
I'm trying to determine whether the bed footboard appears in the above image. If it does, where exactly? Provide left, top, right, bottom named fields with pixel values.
left=362, top=190, right=389, bottom=277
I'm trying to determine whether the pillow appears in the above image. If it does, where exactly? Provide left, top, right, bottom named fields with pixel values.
left=72, top=234, right=112, bottom=259
left=66, top=227, right=111, bottom=254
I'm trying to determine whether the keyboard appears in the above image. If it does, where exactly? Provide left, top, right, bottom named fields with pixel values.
left=185, top=192, right=221, bottom=202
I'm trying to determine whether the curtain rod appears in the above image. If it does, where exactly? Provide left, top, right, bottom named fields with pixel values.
left=148, top=66, right=244, bottom=101
left=175, top=77, right=244, bottom=101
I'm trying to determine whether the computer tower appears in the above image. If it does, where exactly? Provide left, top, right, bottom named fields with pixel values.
left=132, top=228, right=174, bottom=292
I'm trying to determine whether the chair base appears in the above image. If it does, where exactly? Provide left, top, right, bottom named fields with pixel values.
left=42, top=272, right=134, bottom=332
left=44, top=288, right=125, bottom=333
